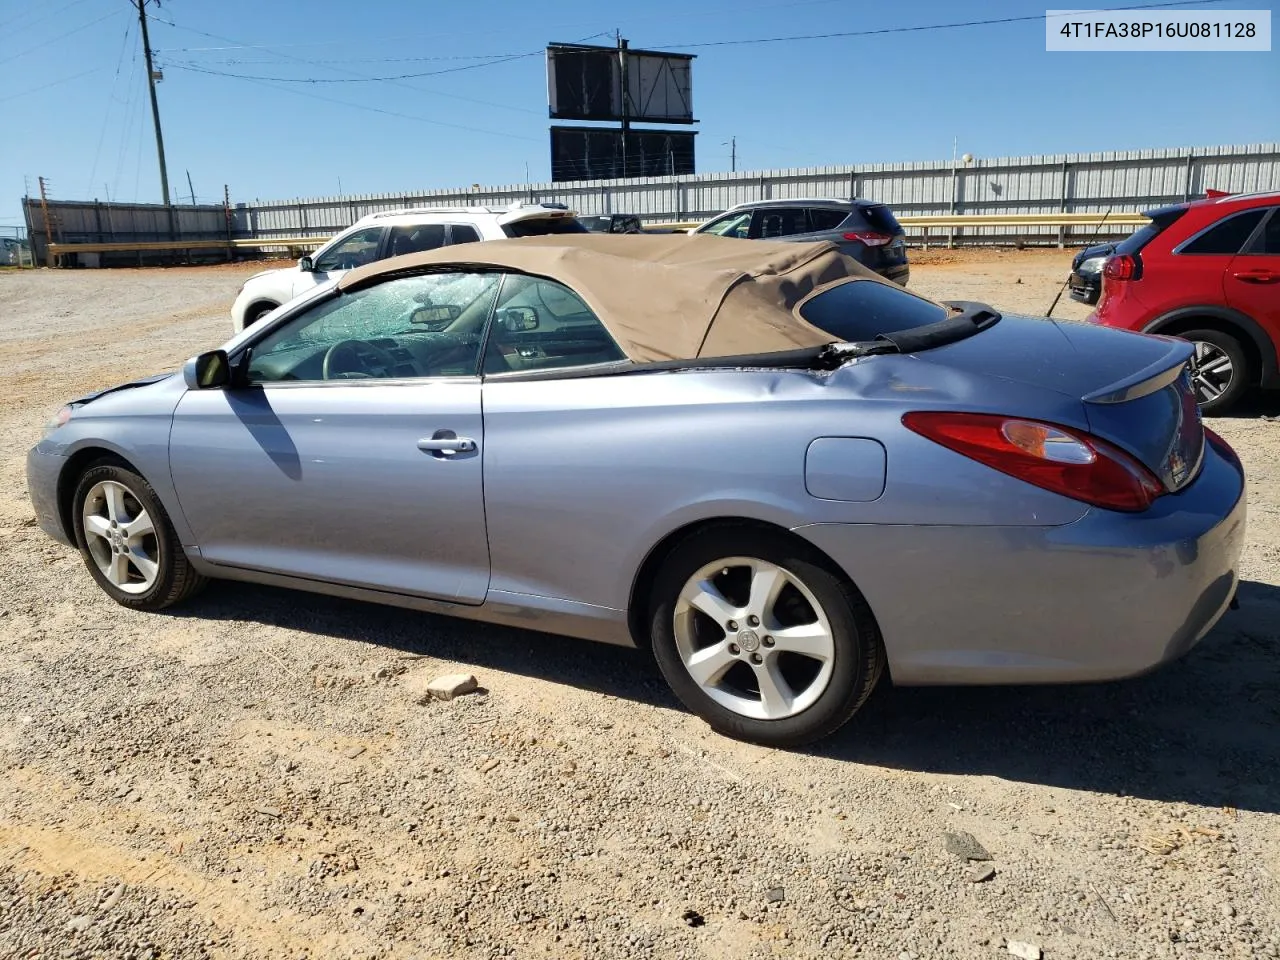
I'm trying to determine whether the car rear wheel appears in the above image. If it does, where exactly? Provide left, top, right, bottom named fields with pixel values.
left=72, top=463, right=206, bottom=611
left=648, top=527, right=885, bottom=747
left=1181, top=328, right=1248, bottom=414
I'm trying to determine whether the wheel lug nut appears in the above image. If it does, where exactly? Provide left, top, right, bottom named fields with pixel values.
left=750, top=653, right=763, bottom=665
left=728, top=643, right=740, bottom=655
left=726, top=620, right=738, bottom=631
left=762, top=636, right=774, bottom=647
left=747, top=615, right=759, bottom=627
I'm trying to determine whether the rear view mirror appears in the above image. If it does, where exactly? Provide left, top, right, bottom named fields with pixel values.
left=298, top=255, right=315, bottom=272
left=182, top=350, right=230, bottom=390
left=499, top=306, right=539, bottom=332
left=411, top=304, right=463, bottom=329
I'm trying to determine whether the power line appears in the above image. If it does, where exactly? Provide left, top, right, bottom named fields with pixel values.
left=111, top=45, right=143, bottom=203
left=0, top=65, right=104, bottom=105
left=651, top=0, right=1237, bottom=49
left=86, top=19, right=137, bottom=197
left=161, top=51, right=541, bottom=84
left=0, top=9, right=123, bottom=67
left=149, top=15, right=582, bottom=115
left=209, top=73, right=543, bottom=143
left=0, top=0, right=94, bottom=38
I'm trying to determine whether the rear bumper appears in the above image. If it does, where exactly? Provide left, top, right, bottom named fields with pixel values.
left=880, top=263, right=910, bottom=286
left=26, top=445, right=72, bottom=546
left=794, top=441, right=1246, bottom=685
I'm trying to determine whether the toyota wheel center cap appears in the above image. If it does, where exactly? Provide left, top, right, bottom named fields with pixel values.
left=736, top=629, right=761, bottom=652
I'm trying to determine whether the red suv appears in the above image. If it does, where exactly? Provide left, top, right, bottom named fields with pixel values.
left=1090, top=191, right=1280, bottom=414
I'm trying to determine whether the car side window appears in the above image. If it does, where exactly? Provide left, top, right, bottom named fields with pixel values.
left=1178, top=210, right=1266, bottom=255
left=807, top=208, right=848, bottom=231
left=313, top=227, right=385, bottom=272
left=449, top=224, right=481, bottom=244
left=388, top=224, right=445, bottom=257
left=482, top=274, right=626, bottom=375
left=245, top=272, right=501, bottom=383
left=756, top=208, right=808, bottom=238
left=700, top=211, right=752, bottom=238
left=1244, top=208, right=1280, bottom=255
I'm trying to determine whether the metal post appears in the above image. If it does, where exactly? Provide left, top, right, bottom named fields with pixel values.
left=617, top=36, right=630, bottom=180
left=948, top=137, right=958, bottom=249
left=1058, top=159, right=1070, bottom=249
left=730, top=137, right=736, bottom=173
left=1183, top=152, right=1195, bottom=200
left=135, top=0, right=171, bottom=206
left=223, top=183, right=233, bottom=261
left=186, top=169, right=197, bottom=206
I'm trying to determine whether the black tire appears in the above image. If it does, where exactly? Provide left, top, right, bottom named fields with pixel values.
left=648, top=525, right=885, bottom=748
left=245, top=302, right=278, bottom=327
left=1180, top=327, right=1249, bottom=415
left=72, top=462, right=206, bottom=611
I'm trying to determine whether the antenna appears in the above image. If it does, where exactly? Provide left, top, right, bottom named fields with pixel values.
left=1046, top=209, right=1112, bottom=318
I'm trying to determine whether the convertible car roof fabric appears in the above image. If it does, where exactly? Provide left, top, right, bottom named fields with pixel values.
left=337, top=233, right=890, bottom=363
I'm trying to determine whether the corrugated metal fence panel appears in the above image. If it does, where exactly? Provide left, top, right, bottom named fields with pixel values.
left=25, top=143, right=1280, bottom=261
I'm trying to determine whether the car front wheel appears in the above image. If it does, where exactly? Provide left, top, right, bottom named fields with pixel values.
left=649, top=526, right=885, bottom=747
left=245, top=302, right=278, bottom=327
left=72, top=463, right=206, bottom=610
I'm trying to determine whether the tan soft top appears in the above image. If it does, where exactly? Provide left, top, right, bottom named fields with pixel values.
left=338, top=232, right=890, bottom=363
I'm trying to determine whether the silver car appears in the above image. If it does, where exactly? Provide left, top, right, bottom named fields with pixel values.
left=26, top=234, right=1246, bottom=746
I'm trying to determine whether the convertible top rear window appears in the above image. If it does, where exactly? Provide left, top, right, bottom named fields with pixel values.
left=798, top=280, right=949, bottom=343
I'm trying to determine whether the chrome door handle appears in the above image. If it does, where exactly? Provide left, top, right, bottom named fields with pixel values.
left=417, top=436, right=476, bottom=454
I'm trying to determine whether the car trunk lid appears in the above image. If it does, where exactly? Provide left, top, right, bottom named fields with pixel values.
left=915, top=315, right=1204, bottom=491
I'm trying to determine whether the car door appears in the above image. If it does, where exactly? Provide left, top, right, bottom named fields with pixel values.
left=1224, top=206, right=1280, bottom=335
left=291, top=226, right=387, bottom=299
left=751, top=207, right=809, bottom=239
left=1169, top=207, right=1269, bottom=311
left=696, top=210, right=753, bottom=238
left=169, top=270, right=501, bottom=603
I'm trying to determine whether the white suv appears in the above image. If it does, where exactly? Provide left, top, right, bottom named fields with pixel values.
left=230, top=202, right=585, bottom=332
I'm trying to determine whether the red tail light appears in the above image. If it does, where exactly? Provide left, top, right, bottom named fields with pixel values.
left=843, top=231, right=894, bottom=246
left=903, top=412, right=1165, bottom=512
left=1103, top=254, right=1139, bottom=281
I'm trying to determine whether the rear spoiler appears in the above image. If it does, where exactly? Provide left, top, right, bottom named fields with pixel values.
left=1082, top=336, right=1193, bottom=404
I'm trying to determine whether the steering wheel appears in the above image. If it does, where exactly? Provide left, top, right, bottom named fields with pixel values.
left=322, top=339, right=401, bottom=380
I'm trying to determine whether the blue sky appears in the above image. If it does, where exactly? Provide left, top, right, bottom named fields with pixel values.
left=1, top=0, right=1276, bottom=228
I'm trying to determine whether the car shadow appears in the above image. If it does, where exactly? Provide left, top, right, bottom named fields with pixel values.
left=173, top=576, right=1280, bottom=814
left=1215, top=390, right=1280, bottom=419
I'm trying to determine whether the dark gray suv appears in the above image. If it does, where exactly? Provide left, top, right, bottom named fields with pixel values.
left=693, top=199, right=909, bottom=285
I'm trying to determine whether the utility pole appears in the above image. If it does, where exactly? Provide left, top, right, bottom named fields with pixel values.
left=186, top=169, right=196, bottom=206
left=135, top=0, right=170, bottom=206
left=38, top=176, right=55, bottom=267
left=729, top=137, right=736, bottom=172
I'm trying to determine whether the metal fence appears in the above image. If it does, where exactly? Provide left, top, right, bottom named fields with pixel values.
left=22, top=142, right=1280, bottom=265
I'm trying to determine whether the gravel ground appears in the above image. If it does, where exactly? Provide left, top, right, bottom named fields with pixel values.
left=1, top=252, right=1277, bottom=960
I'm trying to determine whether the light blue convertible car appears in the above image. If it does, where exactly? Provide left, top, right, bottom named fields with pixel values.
left=27, top=234, right=1245, bottom=745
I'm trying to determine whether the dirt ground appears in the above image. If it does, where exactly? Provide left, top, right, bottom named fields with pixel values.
left=0, top=251, right=1277, bottom=960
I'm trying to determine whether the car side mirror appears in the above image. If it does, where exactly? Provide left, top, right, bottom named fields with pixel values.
left=499, top=306, right=539, bottom=332
left=182, top=350, right=231, bottom=390
left=298, top=255, right=315, bottom=272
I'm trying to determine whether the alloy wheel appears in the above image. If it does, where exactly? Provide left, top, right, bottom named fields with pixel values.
left=673, top=556, right=835, bottom=721
left=1189, top=340, right=1234, bottom=404
left=81, top=480, right=160, bottom=595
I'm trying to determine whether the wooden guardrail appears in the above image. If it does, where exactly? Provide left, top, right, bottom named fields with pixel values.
left=42, top=212, right=1151, bottom=262
left=46, top=236, right=327, bottom=256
